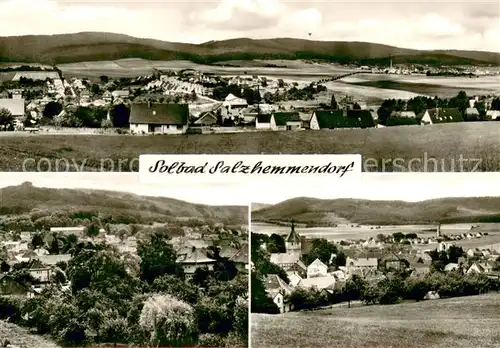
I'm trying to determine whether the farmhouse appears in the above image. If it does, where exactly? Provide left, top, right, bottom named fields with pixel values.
left=0, top=274, right=29, bottom=296
left=192, top=111, right=218, bottom=126
left=309, top=110, right=374, bottom=130
left=465, top=107, right=480, bottom=120
left=297, top=275, right=336, bottom=291
left=346, top=257, right=378, bottom=271
left=112, top=90, right=130, bottom=99
left=255, top=114, right=272, bottom=129
left=390, top=111, right=416, bottom=118
left=36, top=254, right=72, bottom=266
left=130, top=103, right=189, bottom=134
left=486, top=110, right=500, bottom=120
left=307, top=258, right=328, bottom=278
left=50, top=226, right=85, bottom=236
left=222, top=93, right=248, bottom=116
left=271, top=112, right=302, bottom=131
left=421, top=108, right=464, bottom=125
left=0, top=98, right=25, bottom=129
left=176, top=247, right=216, bottom=277
left=264, top=274, right=293, bottom=313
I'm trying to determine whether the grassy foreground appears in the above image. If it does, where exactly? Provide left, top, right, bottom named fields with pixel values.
left=251, top=293, right=500, bottom=348
left=0, top=320, right=61, bottom=348
left=1, top=122, right=500, bottom=171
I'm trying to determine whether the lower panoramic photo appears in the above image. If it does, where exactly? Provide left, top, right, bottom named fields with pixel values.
left=0, top=173, right=249, bottom=348
left=251, top=174, right=500, bottom=348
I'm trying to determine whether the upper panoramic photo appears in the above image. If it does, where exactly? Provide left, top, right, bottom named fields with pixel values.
left=0, top=0, right=499, bottom=172
left=0, top=173, right=249, bottom=347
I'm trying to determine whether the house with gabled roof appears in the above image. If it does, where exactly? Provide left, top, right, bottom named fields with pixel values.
left=270, top=111, right=302, bottom=131
left=307, top=258, right=328, bottom=278
left=297, top=274, right=336, bottom=291
left=421, top=108, right=464, bottom=125
left=255, top=113, right=272, bottom=129
left=130, top=102, right=189, bottom=134
left=192, top=110, right=218, bottom=127
left=309, top=109, right=374, bottom=130
left=270, top=253, right=301, bottom=269
left=465, top=107, right=480, bottom=121
left=176, top=247, right=216, bottom=277
left=486, top=110, right=500, bottom=120
left=264, top=274, right=293, bottom=313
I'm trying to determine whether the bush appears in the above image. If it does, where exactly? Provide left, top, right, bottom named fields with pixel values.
left=139, top=294, right=198, bottom=347
left=0, top=296, right=24, bottom=323
left=198, top=333, right=226, bottom=347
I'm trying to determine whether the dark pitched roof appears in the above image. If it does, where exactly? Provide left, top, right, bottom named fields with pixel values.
left=272, top=112, right=301, bottom=126
left=425, top=108, right=463, bottom=123
left=130, top=103, right=189, bottom=125
left=193, top=111, right=217, bottom=125
left=257, top=113, right=272, bottom=123
left=313, top=110, right=374, bottom=129
left=346, top=110, right=375, bottom=128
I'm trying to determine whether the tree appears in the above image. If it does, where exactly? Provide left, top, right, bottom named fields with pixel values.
left=305, top=238, right=338, bottom=265
left=137, top=235, right=180, bottom=284
left=0, top=107, right=14, bottom=130
left=250, top=272, right=279, bottom=314
left=333, top=251, right=346, bottom=267
left=110, top=104, right=130, bottom=128
left=330, top=94, right=338, bottom=109
left=352, top=102, right=361, bottom=110
left=99, top=75, right=109, bottom=83
left=392, top=232, right=405, bottom=243
left=31, top=233, right=44, bottom=249
left=342, top=275, right=367, bottom=308
left=85, top=223, right=100, bottom=238
left=139, top=294, right=198, bottom=347
left=43, top=102, right=63, bottom=119
left=267, top=233, right=286, bottom=253
left=0, top=261, right=10, bottom=273
left=90, top=84, right=101, bottom=95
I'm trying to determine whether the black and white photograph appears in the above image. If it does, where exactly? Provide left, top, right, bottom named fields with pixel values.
left=0, top=0, right=499, bottom=171
left=251, top=173, right=500, bottom=348
left=0, top=173, right=249, bottom=348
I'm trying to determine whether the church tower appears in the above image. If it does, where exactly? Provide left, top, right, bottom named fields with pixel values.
left=285, top=221, right=301, bottom=253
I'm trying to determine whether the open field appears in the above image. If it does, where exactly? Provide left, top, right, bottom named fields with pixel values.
left=339, top=74, right=500, bottom=98
left=252, top=293, right=500, bottom=348
left=1, top=122, right=500, bottom=171
left=57, top=58, right=356, bottom=78
left=252, top=222, right=500, bottom=246
left=0, top=320, right=61, bottom=348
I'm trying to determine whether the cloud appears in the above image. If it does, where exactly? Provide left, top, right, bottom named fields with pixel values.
left=0, top=0, right=498, bottom=51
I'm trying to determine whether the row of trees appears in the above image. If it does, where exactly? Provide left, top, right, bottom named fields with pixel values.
left=287, top=270, right=500, bottom=312
left=0, top=235, right=248, bottom=347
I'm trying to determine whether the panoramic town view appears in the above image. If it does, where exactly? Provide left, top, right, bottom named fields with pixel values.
left=0, top=1, right=499, bottom=171
left=0, top=174, right=249, bottom=348
left=251, top=174, right=500, bottom=348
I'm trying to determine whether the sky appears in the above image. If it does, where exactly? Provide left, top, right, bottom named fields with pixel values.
left=1, top=173, right=500, bottom=206
left=0, top=0, right=499, bottom=52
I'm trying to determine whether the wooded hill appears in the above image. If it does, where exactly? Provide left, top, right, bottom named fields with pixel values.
left=1, top=32, right=498, bottom=66
left=252, top=197, right=500, bottom=226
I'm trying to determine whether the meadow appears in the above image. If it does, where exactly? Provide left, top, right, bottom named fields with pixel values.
left=251, top=292, right=500, bottom=348
left=0, top=320, right=61, bottom=348
left=1, top=122, right=500, bottom=171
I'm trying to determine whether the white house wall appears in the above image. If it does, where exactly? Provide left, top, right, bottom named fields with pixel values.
left=309, top=113, right=320, bottom=130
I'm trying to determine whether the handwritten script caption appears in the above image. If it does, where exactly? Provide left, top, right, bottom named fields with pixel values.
left=140, top=155, right=361, bottom=183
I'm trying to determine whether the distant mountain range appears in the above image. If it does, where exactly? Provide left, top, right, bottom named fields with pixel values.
left=252, top=197, right=500, bottom=226
left=0, top=182, right=247, bottom=224
left=0, top=32, right=499, bottom=66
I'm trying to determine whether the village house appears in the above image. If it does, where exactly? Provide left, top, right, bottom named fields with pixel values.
left=465, top=107, right=480, bottom=120
left=264, top=274, right=293, bottom=313
left=255, top=114, right=272, bottom=129
left=129, top=102, right=189, bottom=135
left=379, top=252, right=409, bottom=272
left=176, top=247, right=216, bottom=278
left=287, top=271, right=303, bottom=286
left=486, top=110, right=500, bottom=120
left=309, top=110, right=374, bottom=130
left=28, top=267, right=53, bottom=283
left=307, top=258, right=328, bottom=278
left=467, top=262, right=493, bottom=275
left=103, top=91, right=113, bottom=103
left=270, top=111, right=302, bottom=131
left=112, top=90, right=130, bottom=99
left=389, top=111, right=417, bottom=119
left=222, top=93, right=248, bottom=117
left=297, top=274, right=336, bottom=291
left=345, top=257, right=378, bottom=272
left=35, top=254, right=72, bottom=266
left=192, top=110, right=218, bottom=127
left=444, top=263, right=460, bottom=272
left=420, top=108, right=464, bottom=125
left=50, top=226, right=86, bottom=236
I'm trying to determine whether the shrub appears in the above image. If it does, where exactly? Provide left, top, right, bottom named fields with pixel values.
left=139, top=294, right=198, bottom=346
